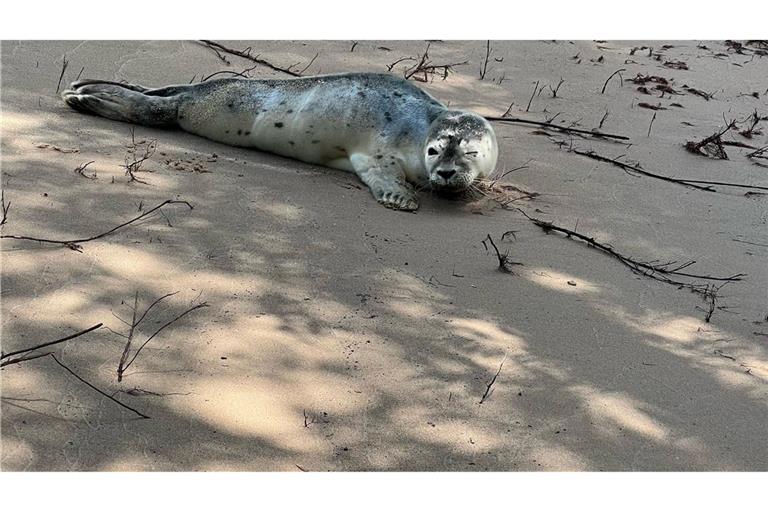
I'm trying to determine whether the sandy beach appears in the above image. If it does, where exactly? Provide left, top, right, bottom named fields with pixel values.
left=1, top=40, right=766, bottom=471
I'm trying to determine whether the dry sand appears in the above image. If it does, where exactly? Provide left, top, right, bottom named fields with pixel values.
left=1, top=40, right=766, bottom=471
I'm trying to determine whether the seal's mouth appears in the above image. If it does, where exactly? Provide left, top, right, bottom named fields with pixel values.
left=430, top=180, right=473, bottom=197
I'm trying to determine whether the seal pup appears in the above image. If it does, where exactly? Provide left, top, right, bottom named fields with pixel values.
left=62, top=73, right=498, bottom=211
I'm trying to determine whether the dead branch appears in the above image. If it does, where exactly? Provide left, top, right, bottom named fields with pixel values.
left=747, top=145, right=768, bottom=164
left=739, top=110, right=764, bottom=139
left=549, top=78, right=565, bottom=98
left=701, top=283, right=728, bottom=323
left=647, top=112, right=657, bottom=137
left=401, top=43, right=468, bottom=82
left=55, top=55, right=69, bottom=93
left=50, top=354, right=150, bottom=419
left=479, top=40, right=492, bottom=80
left=115, top=292, right=209, bottom=382
left=200, top=63, right=260, bottom=82
left=479, top=353, right=507, bottom=404
left=598, top=110, right=609, bottom=129
left=198, top=40, right=306, bottom=77
left=601, top=68, right=626, bottom=94
left=525, top=81, right=539, bottom=112
left=682, top=85, right=715, bottom=101
left=1, top=323, right=103, bottom=363
left=0, top=199, right=193, bottom=252
left=386, top=56, right=416, bottom=71
left=1, top=189, right=9, bottom=226
left=685, top=121, right=736, bottom=159
left=570, top=149, right=714, bottom=191
left=297, top=53, right=319, bottom=75
left=74, top=161, right=97, bottom=180
left=486, top=115, right=630, bottom=141
left=481, top=234, right=522, bottom=273
left=516, top=209, right=745, bottom=296
left=124, top=128, right=156, bottom=184
left=570, top=147, right=768, bottom=192
left=0, top=351, right=54, bottom=368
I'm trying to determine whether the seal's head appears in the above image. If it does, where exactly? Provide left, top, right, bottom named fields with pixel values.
left=424, top=111, right=498, bottom=192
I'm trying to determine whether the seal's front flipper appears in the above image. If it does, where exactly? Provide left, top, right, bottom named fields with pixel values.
left=61, top=80, right=180, bottom=128
left=350, top=153, right=419, bottom=211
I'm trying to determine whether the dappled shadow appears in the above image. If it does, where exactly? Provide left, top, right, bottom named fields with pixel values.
left=2, top=40, right=767, bottom=471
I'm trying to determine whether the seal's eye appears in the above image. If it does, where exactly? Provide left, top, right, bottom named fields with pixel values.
left=465, top=151, right=478, bottom=156
left=427, top=147, right=439, bottom=156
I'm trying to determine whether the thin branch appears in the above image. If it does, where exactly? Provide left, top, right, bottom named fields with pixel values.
left=601, top=68, right=626, bottom=94
left=386, top=56, right=416, bottom=72
left=0, top=199, right=194, bottom=251
left=0, top=351, right=53, bottom=368
left=50, top=354, right=150, bottom=419
left=526, top=81, right=539, bottom=112
left=55, top=55, right=69, bottom=93
left=598, top=110, right=609, bottom=129
left=481, top=234, right=522, bottom=273
left=120, top=301, right=209, bottom=378
left=73, top=160, right=97, bottom=180
left=486, top=115, right=630, bottom=141
left=549, top=78, right=565, bottom=98
left=479, top=353, right=507, bottom=404
left=1, top=323, right=103, bottom=361
left=516, top=209, right=745, bottom=294
left=479, top=40, right=492, bottom=80
left=124, top=128, right=156, bottom=184
left=297, top=53, right=319, bottom=75
left=685, top=121, right=736, bottom=160
left=402, top=43, right=468, bottom=82
left=199, top=40, right=305, bottom=77
left=570, top=149, right=715, bottom=191
left=1, top=189, right=10, bottom=226
left=647, top=111, right=657, bottom=137
left=200, top=63, right=259, bottom=82
left=116, top=291, right=140, bottom=383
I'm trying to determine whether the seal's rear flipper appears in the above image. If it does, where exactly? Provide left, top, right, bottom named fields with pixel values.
left=61, top=80, right=180, bottom=128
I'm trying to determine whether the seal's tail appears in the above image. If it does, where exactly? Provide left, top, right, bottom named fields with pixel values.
left=61, top=79, right=181, bottom=128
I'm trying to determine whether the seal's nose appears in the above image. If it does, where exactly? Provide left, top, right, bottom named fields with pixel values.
left=437, top=170, right=456, bottom=181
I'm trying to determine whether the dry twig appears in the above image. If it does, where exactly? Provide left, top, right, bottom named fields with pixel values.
left=199, top=40, right=316, bottom=77
left=50, top=354, right=150, bottom=419
left=124, top=128, right=156, bottom=184
left=200, top=63, right=260, bottom=82
left=601, top=68, right=625, bottom=94
left=549, top=78, right=565, bottom=98
left=74, top=161, right=97, bottom=180
left=55, top=55, right=69, bottom=93
left=486, top=115, right=630, bottom=141
left=568, top=147, right=768, bottom=192
left=525, top=81, right=539, bottom=112
left=479, top=40, right=496, bottom=80
left=479, top=353, right=507, bottom=404
left=114, top=291, right=209, bottom=382
left=0, top=199, right=193, bottom=252
left=1, top=323, right=103, bottom=364
left=481, top=234, right=522, bottom=273
left=516, top=209, right=745, bottom=296
left=399, top=43, right=468, bottom=82
left=1, top=189, right=9, bottom=226
left=685, top=121, right=736, bottom=159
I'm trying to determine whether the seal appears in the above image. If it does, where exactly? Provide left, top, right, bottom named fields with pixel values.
left=61, top=73, right=498, bottom=211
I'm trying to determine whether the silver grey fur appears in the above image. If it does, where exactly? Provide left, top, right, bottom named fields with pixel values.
left=62, top=73, right=499, bottom=211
